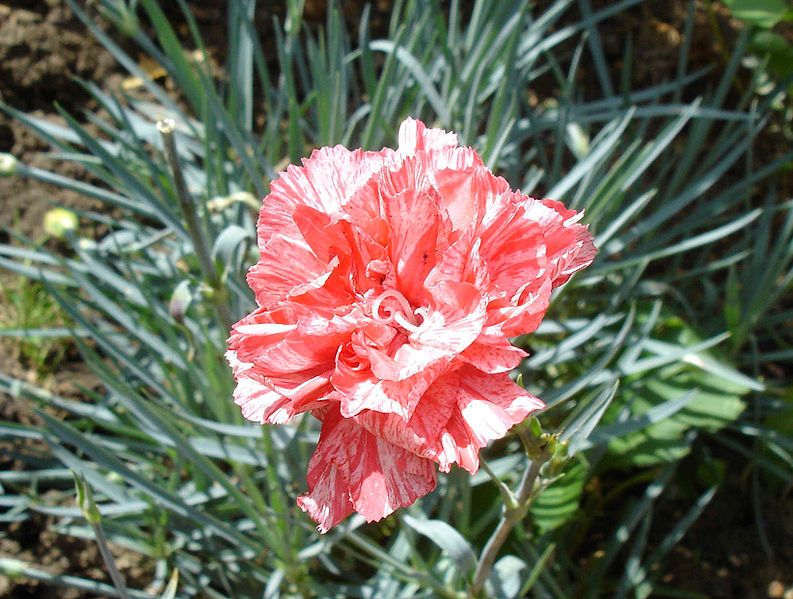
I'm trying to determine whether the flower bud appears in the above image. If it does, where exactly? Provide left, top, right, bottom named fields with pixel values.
left=43, top=208, right=79, bottom=239
left=0, top=153, right=17, bottom=177
left=566, top=122, right=590, bottom=157
left=169, top=280, right=193, bottom=323
left=74, top=473, right=102, bottom=525
left=199, top=282, right=216, bottom=301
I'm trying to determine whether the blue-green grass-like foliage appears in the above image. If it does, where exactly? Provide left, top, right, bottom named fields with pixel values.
left=1, top=0, right=791, bottom=597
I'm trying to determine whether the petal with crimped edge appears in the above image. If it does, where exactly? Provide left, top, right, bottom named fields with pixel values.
left=479, top=200, right=547, bottom=299
left=492, top=277, right=553, bottom=338
left=259, top=146, right=393, bottom=249
left=407, top=280, right=487, bottom=359
left=354, top=369, right=460, bottom=456
left=335, top=357, right=451, bottom=420
left=433, top=166, right=503, bottom=233
left=397, top=118, right=458, bottom=156
left=428, top=366, right=544, bottom=473
left=524, top=199, right=596, bottom=287
left=247, top=233, right=333, bottom=309
left=227, top=354, right=291, bottom=424
left=296, top=460, right=354, bottom=533
left=298, top=407, right=437, bottom=532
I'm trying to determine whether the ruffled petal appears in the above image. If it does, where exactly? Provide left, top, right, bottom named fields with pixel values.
left=397, top=118, right=458, bottom=156
left=436, top=409, right=480, bottom=473
left=227, top=310, right=337, bottom=424
left=334, top=355, right=451, bottom=420
left=298, top=407, right=437, bottom=532
left=457, top=374, right=542, bottom=444
left=262, top=371, right=334, bottom=416
left=247, top=233, right=337, bottom=309
left=227, top=306, right=301, bottom=365
left=365, top=282, right=486, bottom=384
left=231, top=307, right=361, bottom=375
left=383, top=187, right=442, bottom=304
left=349, top=435, right=437, bottom=523
left=226, top=351, right=291, bottom=423
left=332, top=353, right=409, bottom=418
left=255, top=322, right=354, bottom=375
left=410, top=280, right=487, bottom=356
left=296, top=459, right=354, bottom=533
left=491, top=277, right=553, bottom=338
left=524, top=199, right=596, bottom=287
left=429, top=366, right=544, bottom=473
left=433, top=166, right=503, bottom=234
left=258, top=146, right=393, bottom=249
left=424, top=234, right=490, bottom=292
left=292, top=206, right=391, bottom=298
left=478, top=197, right=547, bottom=299
left=354, top=369, right=461, bottom=456
left=291, top=205, right=349, bottom=263
left=460, top=339, right=528, bottom=374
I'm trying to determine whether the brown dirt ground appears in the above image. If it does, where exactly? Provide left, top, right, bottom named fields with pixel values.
left=0, top=1, right=791, bottom=598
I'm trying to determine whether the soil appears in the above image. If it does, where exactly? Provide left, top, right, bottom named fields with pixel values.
left=0, top=1, right=791, bottom=598
left=663, top=488, right=793, bottom=599
left=0, top=0, right=118, bottom=240
left=651, top=442, right=793, bottom=599
left=0, top=2, right=154, bottom=597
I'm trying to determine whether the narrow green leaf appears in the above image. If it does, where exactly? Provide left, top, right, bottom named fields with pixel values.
left=402, top=514, right=476, bottom=574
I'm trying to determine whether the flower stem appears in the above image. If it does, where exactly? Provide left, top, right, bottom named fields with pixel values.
left=74, top=473, right=130, bottom=599
left=469, top=426, right=557, bottom=598
left=469, top=457, right=543, bottom=597
left=90, top=521, right=131, bottom=599
left=157, top=119, right=233, bottom=333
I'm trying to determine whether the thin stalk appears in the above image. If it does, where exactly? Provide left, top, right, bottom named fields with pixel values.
left=74, top=473, right=130, bottom=599
left=1, top=558, right=150, bottom=599
left=469, top=458, right=543, bottom=597
left=90, top=521, right=131, bottom=599
left=157, top=119, right=233, bottom=333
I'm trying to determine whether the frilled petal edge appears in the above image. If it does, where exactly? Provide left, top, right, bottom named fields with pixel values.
left=297, top=407, right=437, bottom=532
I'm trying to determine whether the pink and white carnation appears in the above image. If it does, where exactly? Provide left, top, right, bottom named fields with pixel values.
left=226, top=118, right=596, bottom=532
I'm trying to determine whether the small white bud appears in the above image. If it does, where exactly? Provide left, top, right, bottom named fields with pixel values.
left=0, top=153, right=17, bottom=176
left=43, top=208, right=79, bottom=239
left=169, top=280, right=194, bottom=323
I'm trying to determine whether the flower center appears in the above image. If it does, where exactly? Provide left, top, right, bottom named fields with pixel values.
left=371, top=288, right=429, bottom=334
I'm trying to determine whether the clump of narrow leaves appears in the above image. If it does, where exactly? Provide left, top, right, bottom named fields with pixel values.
left=0, top=1, right=790, bottom=597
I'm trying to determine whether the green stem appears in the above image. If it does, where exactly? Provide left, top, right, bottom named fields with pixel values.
left=90, top=522, right=131, bottom=599
left=157, top=119, right=233, bottom=333
left=74, top=473, right=130, bottom=599
left=469, top=457, right=543, bottom=597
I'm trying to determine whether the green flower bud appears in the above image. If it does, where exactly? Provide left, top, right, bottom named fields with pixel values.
left=43, top=208, right=79, bottom=239
left=199, top=282, right=216, bottom=301
left=528, top=416, right=543, bottom=438
left=0, top=153, right=17, bottom=176
left=74, top=473, right=102, bottom=524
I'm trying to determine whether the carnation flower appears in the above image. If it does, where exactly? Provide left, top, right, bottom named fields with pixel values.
left=227, top=118, right=595, bottom=532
